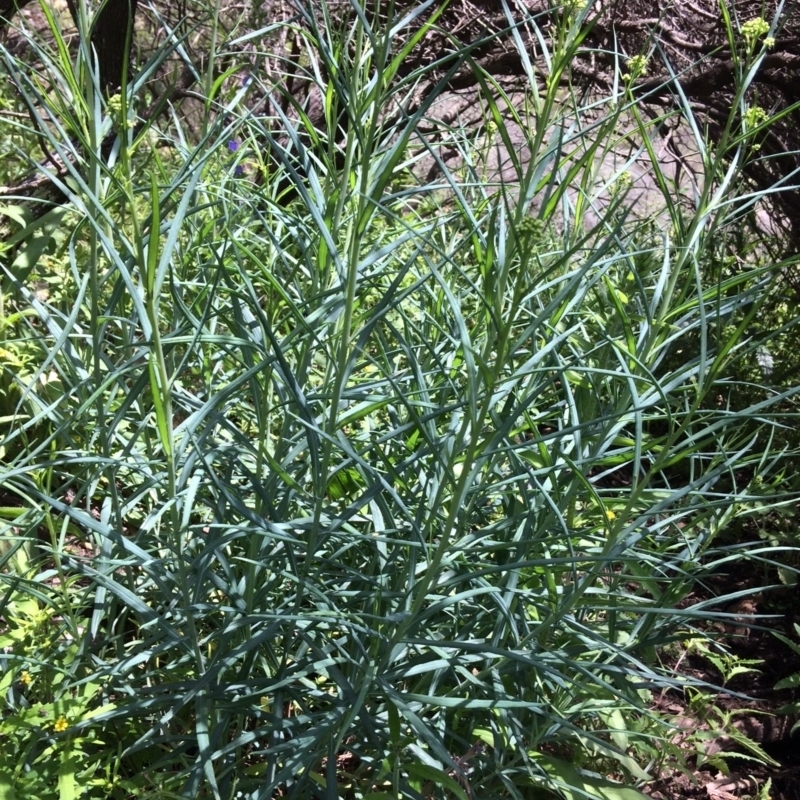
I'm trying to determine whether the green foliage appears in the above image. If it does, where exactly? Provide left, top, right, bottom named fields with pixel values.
left=684, top=637, right=763, bottom=686
left=680, top=689, right=779, bottom=774
left=0, top=591, right=142, bottom=798
left=773, top=623, right=800, bottom=735
left=0, top=0, right=798, bottom=798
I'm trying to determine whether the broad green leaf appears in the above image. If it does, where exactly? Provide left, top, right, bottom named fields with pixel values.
left=0, top=770, right=17, bottom=800
left=775, top=672, right=800, bottom=690
left=534, top=754, right=650, bottom=800
left=406, top=763, right=470, bottom=800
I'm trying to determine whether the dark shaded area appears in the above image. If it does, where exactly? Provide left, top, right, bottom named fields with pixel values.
left=646, top=554, right=800, bottom=800
left=82, top=0, right=139, bottom=95
left=0, top=0, right=32, bottom=23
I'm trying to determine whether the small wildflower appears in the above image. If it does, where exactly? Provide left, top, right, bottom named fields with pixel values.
left=517, top=217, right=545, bottom=240
left=54, top=716, right=69, bottom=733
left=107, top=93, right=122, bottom=117
left=763, top=37, right=775, bottom=49
left=228, top=140, right=240, bottom=153
left=624, top=54, right=649, bottom=82
left=741, top=17, right=770, bottom=41
left=234, top=164, right=245, bottom=178
left=744, top=105, right=769, bottom=129
left=612, top=171, right=633, bottom=195
left=605, top=509, right=616, bottom=522
left=741, top=17, right=771, bottom=53
left=106, top=92, right=134, bottom=129
left=19, top=670, right=32, bottom=686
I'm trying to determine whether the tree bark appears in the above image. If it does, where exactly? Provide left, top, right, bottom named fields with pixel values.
left=0, top=0, right=34, bottom=23
left=87, top=0, right=139, bottom=95
left=1, top=0, right=138, bottom=95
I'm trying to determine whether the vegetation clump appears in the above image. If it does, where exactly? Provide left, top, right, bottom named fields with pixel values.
left=0, top=1, right=798, bottom=798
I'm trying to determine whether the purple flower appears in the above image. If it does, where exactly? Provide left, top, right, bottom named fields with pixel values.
left=228, top=140, right=239, bottom=153
left=234, top=165, right=245, bottom=178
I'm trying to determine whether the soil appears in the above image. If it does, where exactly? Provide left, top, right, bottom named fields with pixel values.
left=643, top=559, right=800, bottom=800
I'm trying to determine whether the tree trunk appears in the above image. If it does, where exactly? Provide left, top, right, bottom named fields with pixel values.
left=89, top=0, right=139, bottom=95
left=1, top=0, right=138, bottom=95
left=0, top=0, right=34, bottom=23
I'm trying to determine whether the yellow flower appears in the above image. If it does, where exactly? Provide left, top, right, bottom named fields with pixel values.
left=605, top=509, right=617, bottom=522
left=741, top=17, right=772, bottom=54
left=626, top=55, right=648, bottom=76
left=19, top=671, right=32, bottom=686
left=54, top=716, right=69, bottom=733
left=744, top=105, right=769, bottom=128
left=107, top=94, right=122, bottom=116
left=741, top=17, right=769, bottom=41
